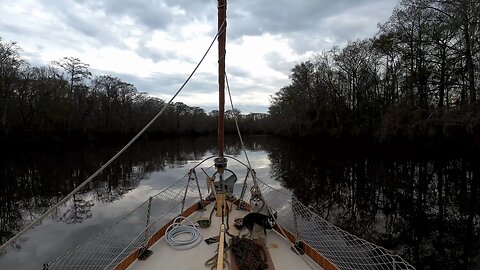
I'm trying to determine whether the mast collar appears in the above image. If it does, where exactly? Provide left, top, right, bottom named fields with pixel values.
left=214, top=157, right=228, bottom=170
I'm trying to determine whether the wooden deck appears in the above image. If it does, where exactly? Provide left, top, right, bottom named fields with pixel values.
left=126, top=202, right=323, bottom=270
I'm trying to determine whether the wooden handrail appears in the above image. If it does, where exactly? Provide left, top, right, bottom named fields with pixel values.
left=216, top=223, right=226, bottom=270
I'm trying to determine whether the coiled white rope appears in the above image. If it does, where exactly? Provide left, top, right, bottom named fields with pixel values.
left=165, top=216, right=202, bottom=250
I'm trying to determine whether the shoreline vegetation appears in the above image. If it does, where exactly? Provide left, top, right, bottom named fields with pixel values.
left=267, top=0, right=480, bottom=147
left=1, top=0, right=479, bottom=149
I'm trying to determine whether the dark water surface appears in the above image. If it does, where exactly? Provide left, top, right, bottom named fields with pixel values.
left=0, top=136, right=479, bottom=269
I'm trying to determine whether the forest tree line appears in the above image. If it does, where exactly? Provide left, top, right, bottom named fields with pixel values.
left=268, top=0, right=480, bottom=144
left=1, top=0, right=479, bottom=145
left=0, top=39, right=269, bottom=142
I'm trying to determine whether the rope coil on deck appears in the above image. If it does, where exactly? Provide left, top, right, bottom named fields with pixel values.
left=165, top=216, right=202, bottom=250
left=230, top=236, right=268, bottom=270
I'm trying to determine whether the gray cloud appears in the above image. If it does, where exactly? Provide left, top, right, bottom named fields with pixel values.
left=0, top=0, right=398, bottom=113
left=242, top=0, right=388, bottom=54
left=264, top=52, right=294, bottom=74
left=227, top=66, right=250, bottom=78
left=228, top=0, right=342, bottom=37
left=70, top=0, right=170, bottom=30
left=135, top=44, right=176, bottom=63
left=103, top=1, right=173, bottom=30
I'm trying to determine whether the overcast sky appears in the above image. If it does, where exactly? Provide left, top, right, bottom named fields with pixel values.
left=1, top=0, right=398, bottom=113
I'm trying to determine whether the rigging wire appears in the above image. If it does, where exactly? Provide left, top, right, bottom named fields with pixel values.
left=0, top=19, right=226, bottom=254
left=225, top=73, right=252, bottom=169
left=225, top=73, right=315, bottom=269
left=225, top=73, right=258, bottom=205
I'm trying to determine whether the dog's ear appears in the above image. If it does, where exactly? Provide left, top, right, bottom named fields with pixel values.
left=267, top=216, right=276, bottom=228
left=273, top=211, right=278, bottom=219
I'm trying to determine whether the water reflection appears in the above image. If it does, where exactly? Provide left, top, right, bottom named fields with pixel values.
left=1, top=136, right=477, bottom=270
left=0, top=135, right=273, bottom=270
left=267, top=140, right=480, bottom=270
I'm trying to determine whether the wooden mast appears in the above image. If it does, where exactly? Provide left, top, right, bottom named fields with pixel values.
left=217, top=0, right=226, bottom=158
left=215, top=0, right=228, bottom=218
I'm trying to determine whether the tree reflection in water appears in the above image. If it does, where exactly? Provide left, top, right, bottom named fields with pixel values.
left=0, top=136, right=215, bottom=248
left=0, top=136, right=478, bottom=270
left=268, top=139, right=479, bottom=270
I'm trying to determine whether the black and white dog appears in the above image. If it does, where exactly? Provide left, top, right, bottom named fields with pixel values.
left=242, top=212, right=276, bottom=239
left=249, top=186, right=266, bottom=214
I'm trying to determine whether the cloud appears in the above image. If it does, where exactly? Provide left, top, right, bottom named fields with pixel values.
left=0, top=0, right=398, bottom=113
left=264, top=51, right=295, bottom=75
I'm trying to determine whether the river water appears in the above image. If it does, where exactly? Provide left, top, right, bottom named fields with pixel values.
left=0, top=136, right=478, bottom=269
